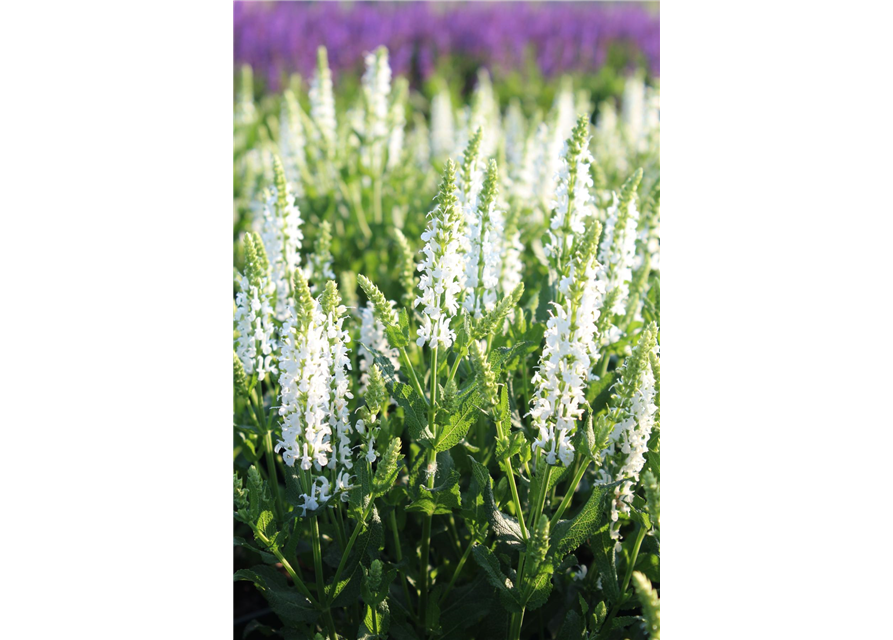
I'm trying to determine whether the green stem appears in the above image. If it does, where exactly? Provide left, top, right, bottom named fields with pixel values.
left=373, top=174, right=383, bottom=225
left=263, top=431, right=284, bottom=520
left=418, top=447, right=437, bottom=633
left=327, top=518, right=366, bottom=607
left=419, top=347, right=439, bottom=635
left=389, top=509, right=415, bottom=615
left=400, top=347, right=429, bottom=405
left=597, top=352, right=611, bottom=378
left=260, top=534, right=319, bottom=608
left=511, top=461, right=552, bottom=640
left=311, top=517, right=339, bottom=639
left=439, top=536, right=475, bottom=606
left=549, top=460, right=590, bottom=528
left=602, top=523, right=647, bottom=633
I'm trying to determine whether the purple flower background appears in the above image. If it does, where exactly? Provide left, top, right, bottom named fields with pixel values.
left=234, top=2, right=659, bottom=91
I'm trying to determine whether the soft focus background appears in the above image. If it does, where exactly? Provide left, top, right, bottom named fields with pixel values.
left=234, top=1, right=659, bottom=105
left=658, top=1, right=893, bottom=640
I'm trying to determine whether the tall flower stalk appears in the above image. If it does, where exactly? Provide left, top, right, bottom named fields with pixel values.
left=260, top=155, right=304, bottom=320
left=595, top=322, right=659, bottom=544
left=594, top=168, right=644, bottom=349
left=529, top=219, right=604, bottom=467
left=414, top=159, right=466, bottom=351
left=234, top=233, right=276, bottom=379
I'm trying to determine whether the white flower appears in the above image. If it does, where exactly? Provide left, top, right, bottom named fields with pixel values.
left=276, top=283, right=357, bottom=504
left=414, top=162, right=466, bottom=350
left=545, top=121, right=595, bottom=264
left=463, top=162, right=506, bottom=319
left=276, top=301, right=332, bottom=472
left=280, top=93, right=306, bottom=198
left=528, top=256, right=605, bottom=467
left=430, top=88, right=454, bottom=159
left=592, top=326, right=659, bottom=543
left=594, top=190, right=641, bottom=345
left=309, top=47, right=337, bottom=155
left=358, top=302, right=400, bottom=393
left=362, top=47, right=391, bottom=142
left=260, top=182, right=303, bottom=320
left=234, top=273, right=276, bottom=379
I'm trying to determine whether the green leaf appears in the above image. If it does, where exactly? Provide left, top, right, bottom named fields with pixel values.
left=591, top=528, right=621, bottom=604
left=469, top=457, right=524, bottom=549
left=391, top=381, right=430, bottom=442
left=327, top=507, right=384, bottom=608
left=471, top=545, right=522, bottom=613
left=384, top=308, right=411, bottom=348
left=524, top=563, right=554, bottom=611
left=256, top=510, right=279, bottom=549
left=435, top=389, right=484, bottom=452
left=587, top=370, right=617, bottom=413
left=234, top=565, right=319, bottom=625
left=556, top=610, right=584, bottom=640
left=372, top=437, right=403, bottom=498
left=550, top=478, right=626, bottom=558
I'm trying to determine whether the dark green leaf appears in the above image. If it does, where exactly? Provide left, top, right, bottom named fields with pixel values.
left=234, top=565, right=319, bottom=625
left=550, top=478, right=626, bottom=558
left=556, top=610, right=584, bottom=640
left=471, top=545, right=522, bottom=613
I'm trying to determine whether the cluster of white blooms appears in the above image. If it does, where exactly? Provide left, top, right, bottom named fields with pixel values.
left=277, top=302, right=332, bottom=474
left=276, top=281, right=356, bottom=515
left=430, top=87, right=454, bottom=159
left=552, top=80, right=577, bottom=147
left=260, top=165, right=304, bottom=320
left=500, top=219, right=525, bottom=299
left=362, top=47, right=392, bottom=142
left=591, top=323, right=659, bottom=545
left=358, top=301, right=400, bottom=392
left=545, top=118, right=596, bottom=264
left=415, top=161, right=466, bottom=349
left=622, top=74, right=646, bottom=150
left=532, top=122, right=561, bottom=212
left=463, top=160, right=507, bottom=318
left=387, top=82, right=406, bottom=170
left=594, top=180, right=641, bottom=345
left=528, top=253, right=605, bottom=466
left=309, top=47, right=337, bottom=155
left=234, top=273, right=277, bottom=379
left=280, top=91, right=307, bottom=197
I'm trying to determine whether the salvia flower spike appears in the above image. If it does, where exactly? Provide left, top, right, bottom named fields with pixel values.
left=595, top=167, right=644, bottom=346
left=234, top=234, right=276, bottom=378
left=596, top=321, right=658, bottom=538
left=528, top=220, right=605, bottom=467
left=414, top=159, right=466, bottom=349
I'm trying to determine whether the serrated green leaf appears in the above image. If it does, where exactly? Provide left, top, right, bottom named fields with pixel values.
left=256, top=510, right=279, bottom=548
left=525, top=563, right=554, bottom=611
left=556, top=610, right=584, bottom=640
left=384, top=307, right=410, bottom=348
left=550, top=478, right=626, bottom=558
left=392, top=381, right=429, bottom=442
left=591, top=528, right=621, bottom=604
left=234, top=565, right=319, bottom=625
left=435, top=392, right=483, bottom=452
left=469, top=457, right=525, bottom=549
left=471, top=545, right=522, bottom=614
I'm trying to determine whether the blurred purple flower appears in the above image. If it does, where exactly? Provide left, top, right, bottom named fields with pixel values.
left=233, top=2, right=659, bottom=91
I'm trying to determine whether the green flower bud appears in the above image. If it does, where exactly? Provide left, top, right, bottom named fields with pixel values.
left=470, top=340, right=498, bottom=406
left=365, top=364, right=388, bottom=417
left=233, top=351, right=248, bottom=396
left=643, top=469, right=660, bottom=529
left=473, top=282, right=524, bottom=340
left=320, top=280, right=341, bottom=316
left=250, top=231, right=269, bottom=276
left=632, top=571, right=660, bottom=639
left=292, top=267, right=315, bottom=330
left=459, top=128, right=483, bottom=201
left=393, top=228, right=417, bottom=308
left=357, top=274, right=398, bottom=327
left=339, top=270, right=358, bottom=310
